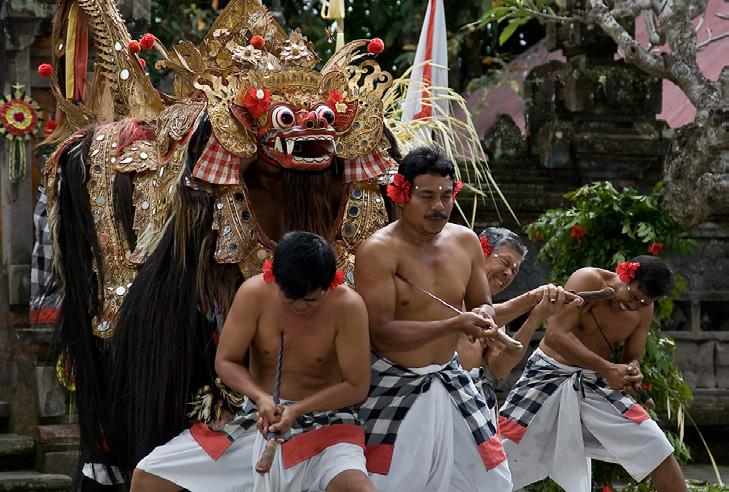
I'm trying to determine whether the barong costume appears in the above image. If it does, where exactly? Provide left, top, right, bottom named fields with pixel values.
left=137, top=398, right=367, bottom=492
left=499, top=348, right=673, bottom=491
left=359, top=354, right=511, bottom=492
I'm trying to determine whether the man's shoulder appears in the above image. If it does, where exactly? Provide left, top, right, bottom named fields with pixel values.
left=330, top=286, right=367, bottom=314
left=235, top=274, right=270, bottom=302
left=443, top=222, right=477, bottom=237
left=568, top=267, right=609, bottom=288
left=357, top=223, right=399, bottom=257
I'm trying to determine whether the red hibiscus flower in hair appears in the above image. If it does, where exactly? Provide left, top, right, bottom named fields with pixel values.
left=616, top=261, right=640, bottom=283
left=242, top=87, right=273, bottom=119
left=262, top=258, right=275, bottom=284
left=570, top=224, right=587, bottom=240
left=480, top=236, right=493, bottom=257
left=648, top=241, right=664, bottom=256
left=330, top=269, right=345, bottom=290
left=452, top=180, right=463, bottom=199
left=386, top=173, right=411, bottom=204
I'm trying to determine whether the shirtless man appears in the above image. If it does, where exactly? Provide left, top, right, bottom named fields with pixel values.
left=457, top=227, right=580, bottom=417
left=131, top=231, right=375, bottom=492
left=499, top=255, right=687, bottom=492
left=355, top=147, right=512, bottom=492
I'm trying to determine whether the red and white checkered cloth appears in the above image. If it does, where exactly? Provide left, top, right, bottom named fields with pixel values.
left=342, top=151, right=394, bottom=183
left=192, top=136, right=241, bottom=185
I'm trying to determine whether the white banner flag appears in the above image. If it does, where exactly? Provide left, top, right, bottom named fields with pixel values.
left=401, top=0, right=449, bottom=122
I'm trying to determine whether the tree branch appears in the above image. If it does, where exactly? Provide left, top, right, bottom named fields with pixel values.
left=588, top=0, right=720, bottom=111
left=697, top=30, right=729, bottom=50
left=609, top=0, right=654, bottom=19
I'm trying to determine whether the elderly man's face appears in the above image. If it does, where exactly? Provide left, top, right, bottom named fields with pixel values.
left=485, top=245, right=523, bottom=295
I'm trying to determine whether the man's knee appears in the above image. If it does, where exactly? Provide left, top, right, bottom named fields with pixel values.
left=326, top=469, right=376, bottom=492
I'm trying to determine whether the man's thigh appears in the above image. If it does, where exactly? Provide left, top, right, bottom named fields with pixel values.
left=302, top=442, right=369, bottom=491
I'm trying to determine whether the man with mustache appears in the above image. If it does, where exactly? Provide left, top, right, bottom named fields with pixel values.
left=499, top=256, right=687, bottom=491
left=354, top=147, right=512, bottom=491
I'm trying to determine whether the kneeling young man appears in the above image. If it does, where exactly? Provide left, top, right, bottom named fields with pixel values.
left=499, top=256, right=687, bottom=492
left=131, top=232, right=375, bottom=492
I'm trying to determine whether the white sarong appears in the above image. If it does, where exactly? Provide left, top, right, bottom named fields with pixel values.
left=368, top=362, right=512, bottom=492
left=137, top=426, right=367, bottom=492
left=500, top=349, right=674, bottom=491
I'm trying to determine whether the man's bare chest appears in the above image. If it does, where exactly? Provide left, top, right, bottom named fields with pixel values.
left=578, top=303, right=639, bottom=347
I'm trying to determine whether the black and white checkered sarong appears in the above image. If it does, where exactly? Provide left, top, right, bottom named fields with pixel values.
left=221, top=398, right=361, bottom=443
left=499, top=349, right=638, bottom=430
left=30, top=184, right=62, bottom=321
left=359, top=353, right=498, bottom=448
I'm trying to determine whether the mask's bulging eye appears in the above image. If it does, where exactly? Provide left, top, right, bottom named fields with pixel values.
left=315, top=105, right=336, bottom=125
left=272, top=106, right=295, bottom=129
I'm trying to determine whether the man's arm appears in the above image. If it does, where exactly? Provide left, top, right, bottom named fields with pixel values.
left=269, top=291, right=371, bottom=433
left=488, top=287, right=580, bottom=378
left=463, top=230, right=493, bottom=313
left=215, top=278, right=271, bottom=407
left=355, top=236, right=492, bottom=353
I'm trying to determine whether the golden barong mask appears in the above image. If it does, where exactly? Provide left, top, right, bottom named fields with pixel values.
left=162, top=0, right=392, bottom=168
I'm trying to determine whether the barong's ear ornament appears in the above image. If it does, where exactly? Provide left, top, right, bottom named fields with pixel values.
left=616, top=261, right=640, bottom=283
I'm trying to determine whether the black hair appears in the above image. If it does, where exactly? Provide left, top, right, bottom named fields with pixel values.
left=273, top=231, right=337, bottom=299
left=480, top=227, right=528, bottom=258
left=398, top=146, right=455, bottom=183
left=632, top=255, right=672, bottom=298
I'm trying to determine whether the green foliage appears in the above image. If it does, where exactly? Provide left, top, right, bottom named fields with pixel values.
left=477, top=0, right=559, bottom=44
left=525, top=181, right=695, bottom=285
left=524, top=181, right=697, bottom=491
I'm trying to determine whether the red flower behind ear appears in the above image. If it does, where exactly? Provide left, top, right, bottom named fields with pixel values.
left=648, top=242, right=664, bottom=256
left=262, top=259, right=275, bottom=284
left=386, top=173, right=411, bottom=204
left=480, top=236, right=493, bottom=257
left=242, top=87, right=273, bottom=119
left=616, top=261, right=640, bottom=283
left=452, top=180, right=463, bottom=199
left=330, top=269, right=345, bottom=290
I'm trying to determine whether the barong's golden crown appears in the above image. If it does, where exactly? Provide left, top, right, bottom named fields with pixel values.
left=156, top=0, right=393, bottom=160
